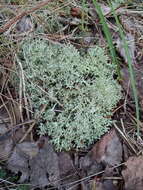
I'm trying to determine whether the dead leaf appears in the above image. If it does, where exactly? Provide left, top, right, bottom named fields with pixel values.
left=59, top=152, right=76, bottom=177
left=7, top=143, right=30, bottom=183
left=7, top=138, right=79, bottom=189
left=122, top=156, right=143, bottom=190
left=29, top=138, right=60, bottom=187
left=30, top=138, right=79, bottom=189
left=91, top=129, right=123, bottom=166
left=16, top=142, right=39, bottom=158
left=79, top=129, right=122, bottom=190
left=80, top=154, right=103, bottom=176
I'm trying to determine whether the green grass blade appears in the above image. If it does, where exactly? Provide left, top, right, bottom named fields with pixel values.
left=92, top=0, right=121, bottom=77
left=109, top=1, right=140, bottom=137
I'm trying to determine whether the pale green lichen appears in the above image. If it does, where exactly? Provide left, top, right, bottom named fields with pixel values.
left=19, top=38, right=121, bottom=151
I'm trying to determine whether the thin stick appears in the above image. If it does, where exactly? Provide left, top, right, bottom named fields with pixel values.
left=114, top=123, right=137, bottom=154
left=15, top=56, right=24, bottom=123
left=0, top=96, right=12, bottom=126
left=15, top=56, right=30, bottom=120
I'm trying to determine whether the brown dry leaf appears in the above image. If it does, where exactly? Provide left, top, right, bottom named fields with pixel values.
left=30, top=138, right=79, bottom=189
left=80, top=153, right=103, bottom=176
left=122, top=155, right=143, bottom=190
left=7, top=138, right=79, bottom=189
left=7, top=143, right=30, bottom=183
left=88, top=3, right=110, bottom=18
left=29, top=138, right=60, bottom=187
left=91, top=129, right=122, bottom=166
left=80, top=129, right=122, bottom=176
left=58, top=152, right=79, bottom=187
left=7, top=142, right=39, bottom=183
left=98, top=3, right=124, bottom=16
left=79, top=129, right=122, bottom=190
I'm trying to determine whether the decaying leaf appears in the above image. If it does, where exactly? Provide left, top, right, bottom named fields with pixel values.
left=122, top=156, right=143, bottom=190
left=7, top=142, right=38, bottom=183
left=90, top=129, right=122, bottom=166
left=7, top=138, right=79, bottom=189
left=79, top=129, right=122, bottom=190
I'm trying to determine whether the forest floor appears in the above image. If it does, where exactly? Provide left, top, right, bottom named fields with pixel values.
left=0, top=0, right=143, bottom=190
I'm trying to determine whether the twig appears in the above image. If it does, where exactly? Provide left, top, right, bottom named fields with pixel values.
left=0, top=95, right=13, bottom=126
left=114, top=123, right=137, bottom=155
left=0, top=92, right=33, bottom=115
left=63, top=163, right=124, bottom=189
left=15, top=56, right=30, bottom=121
left=0, top=0, right=52, bottom=33
left=0, top=119, right=35, bottom=142
left=0, top=178, right=16, bottom=186
left=7, top=88, right=17, bottom=125
left=15, top=56, right=24, bottom=123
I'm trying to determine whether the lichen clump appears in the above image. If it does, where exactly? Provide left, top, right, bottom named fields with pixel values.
left=21, top=39, right=121, bottom=151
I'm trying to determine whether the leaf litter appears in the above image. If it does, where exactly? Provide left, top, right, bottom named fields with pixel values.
left=0, top=0, right=143, bottom=190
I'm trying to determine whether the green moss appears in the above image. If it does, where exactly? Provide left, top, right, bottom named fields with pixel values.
left=18, top=38, right=121, bottom=151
